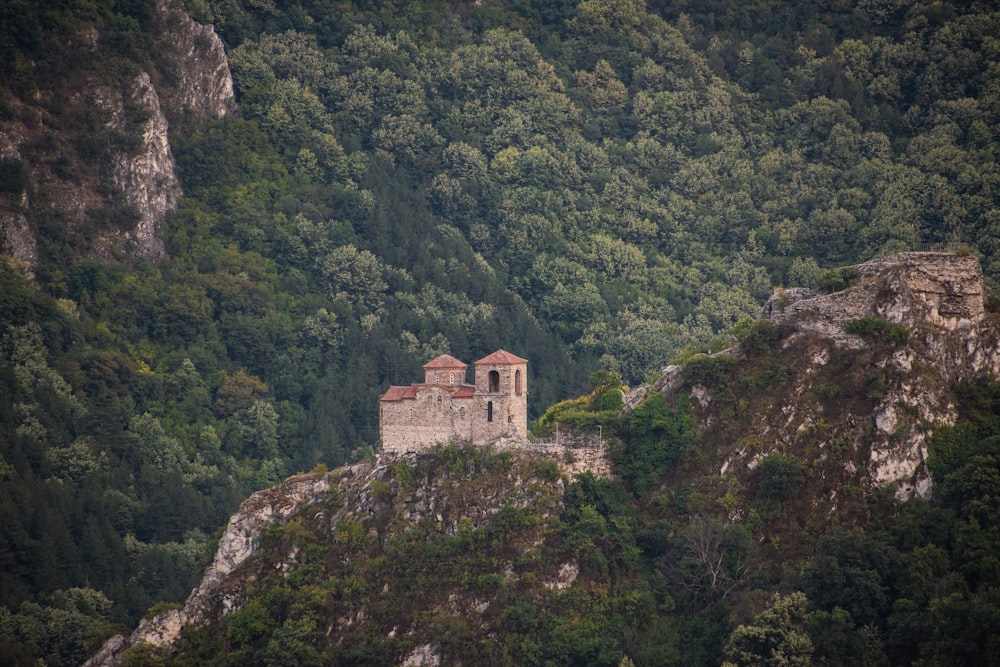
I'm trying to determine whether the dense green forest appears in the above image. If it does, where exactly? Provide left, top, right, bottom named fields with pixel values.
left=2, top=0, right=1000, bottom=664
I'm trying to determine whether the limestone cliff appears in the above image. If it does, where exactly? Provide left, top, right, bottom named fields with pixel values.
left=86, top=451, right=565, bottom=667
left=94, top=73, right=181, bottom=256
left=633, top=251, right=1000, bottom=501
left=763, top=252, right=999, bottom=497
left=153, top=0, right=237, bottom=120
left=0, top=1, right=235, bottom=270
left=86, top=471, right=336, bottom=667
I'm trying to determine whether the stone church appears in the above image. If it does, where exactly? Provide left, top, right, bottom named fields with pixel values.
left=378, top=350, right=528, bottom=455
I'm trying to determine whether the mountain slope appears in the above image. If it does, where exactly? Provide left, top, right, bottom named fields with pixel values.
left=90, top=252, right=1000, bottom=666
left=0, top=0, right=234, bottom=265
left=4, top=2, right=1000, bottom=665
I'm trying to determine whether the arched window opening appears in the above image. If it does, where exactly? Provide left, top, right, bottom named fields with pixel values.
left=514, top=370, right=522, bottom=396
left=487, top=401, right=493, bottom=422
left=488, top=370, right=500, bottom=392
left=449, top=372, right=455, bottom=385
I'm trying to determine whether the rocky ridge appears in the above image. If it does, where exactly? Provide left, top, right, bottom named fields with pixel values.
left=153, top=0, right=237, bottom=120
left=633, top=251, right=1000, bottom=501
left=86, top=470, right=337, bottom=667
left=86, top=451, right=566, bottom=666
left=0, top=1, right=235, bottom=269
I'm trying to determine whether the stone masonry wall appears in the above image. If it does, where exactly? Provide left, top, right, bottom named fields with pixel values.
left=472, top=362, right=528, bottom=441
left=380, top=387, right=474, bottom=455
left=380, top=390, right=524, bottom=455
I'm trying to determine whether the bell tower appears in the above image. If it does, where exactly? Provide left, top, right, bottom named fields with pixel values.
left=473, top=350, right=528, bottom=439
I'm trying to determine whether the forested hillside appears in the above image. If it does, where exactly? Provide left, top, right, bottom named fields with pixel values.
left=2, top=1, right=1000, bottom=665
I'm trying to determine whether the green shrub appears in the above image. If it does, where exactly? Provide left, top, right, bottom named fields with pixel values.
left=817, top=266, right=859, bottom=293
left=754, top=452, right=806, bottom=500
left=985, top=288, right=1000, bottom=313
left=535, top=458, right=561, bottom=481
left=738, top=320, right=778, bottom=357
left=532, top=376, right=624, bottom=437
left=144, top=600, right=182, bottom=620
left=0, top=157, right=29, bottom=193
left=615, top=393, right=697, bottom=496
left=369, top=479, right=393, bottom=500
left=683, top=354, right=738, bottom=390
left=845, top=316, right=909, bottom=344
left=595, top=386, right=624, bottom=411
left=863, top=367, right=888, bottom=400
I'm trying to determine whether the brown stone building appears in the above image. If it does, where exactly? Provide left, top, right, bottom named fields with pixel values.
left=378, top=350, right=528, bottom=455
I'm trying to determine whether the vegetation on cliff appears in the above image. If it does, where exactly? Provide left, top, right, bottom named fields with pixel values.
left=111, top=370, right=1000, bottom=666
left=2, top=0, right=1000, bottom=664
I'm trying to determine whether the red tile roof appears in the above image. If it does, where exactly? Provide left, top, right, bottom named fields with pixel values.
left=423, top=354, right=468, bottom=370
left=475, top=349, right=528, bottom=365
left=381, top=383, right=477, bottom=401
left=381, top=385, right=417, bottom=401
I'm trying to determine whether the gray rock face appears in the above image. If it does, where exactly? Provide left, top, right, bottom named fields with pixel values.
left=0, top=207, right=37, bottom=279
left=155, top=0, right=237, bottom=119
left=85, top=472, right=336, bottom=667
left=762, top=253, right=1000, bottom=498
left=0, top=127, right=38, bottom=278
left=109, top=73, right=181, bottom=256
left=0, top=0, right=235, bottom=273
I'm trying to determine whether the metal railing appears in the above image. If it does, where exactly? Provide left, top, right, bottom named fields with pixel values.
left=527, top=424, right=603, bottom=449
left=909, top=242, right=973, bottom=253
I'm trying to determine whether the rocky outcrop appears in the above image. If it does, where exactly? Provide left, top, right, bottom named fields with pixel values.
left=644, top=252, right=1000, bottom=501
left=85, top=471, right=337, bottom=667
left=0, top=0, right=235, bottom=272
left=0, top=208, right=37, bottom=280
left=87, top=450, right=567, bottom=666
left=155, top=0, right=237, bottom=119
left=793, top=254, right=998, bottom=496
left=105, top=73, right=181, bottom=256
left=0, top=126, right=37, bottom=278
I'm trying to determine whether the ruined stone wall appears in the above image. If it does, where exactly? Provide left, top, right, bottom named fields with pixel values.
left=762, top=252, right=986, bottom=346
left=858, top=252, right=984, bottom=326
left=496, top=429, right=613, bottom=478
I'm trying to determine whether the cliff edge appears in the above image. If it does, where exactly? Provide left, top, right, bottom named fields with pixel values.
left=631, top=251, right=1000, bottom=504
left=0, top=0, right=236, bottom=269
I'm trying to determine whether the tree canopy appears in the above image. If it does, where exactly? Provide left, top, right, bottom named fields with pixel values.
left=2, top=0, right=1000, bottom=664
